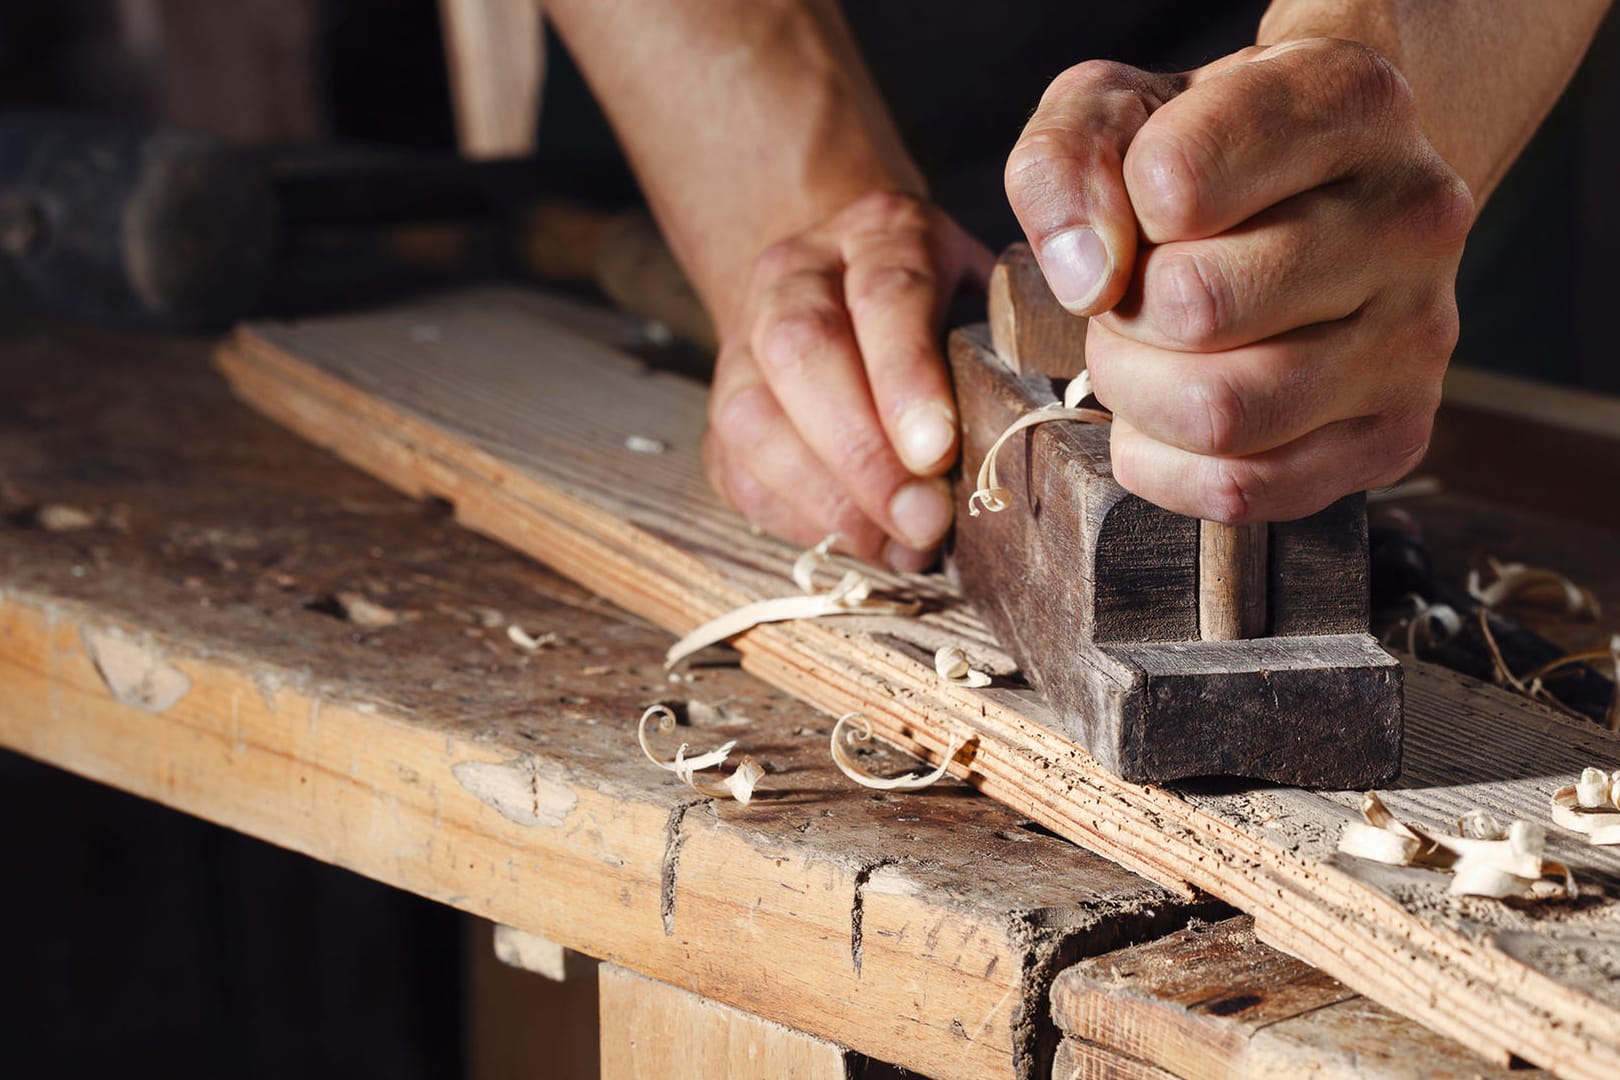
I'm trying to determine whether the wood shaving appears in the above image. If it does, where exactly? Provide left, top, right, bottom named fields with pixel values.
left=1382, top=593, right=1460, bottom=657
left=1551, top=766, right=1620, bottom=845
left=624, top=435, right=666, bottom=454
left=1337, top=791, right=1576, bottom=899
left=665, top=535, right=919, bottom=667
left=969, top=372, right=1110, bottom=517
left=934, top=644, right=991, bottom=688
left=830, top=712, right=962, bottom=792
left=335, top=591, right=399, bottom=628
left=36, top=504, right=96, bottom=531
left=637, top=704, right=763, bottom=804
left=507, top=625, right=557, bottom=651
left=1468, top=557, right=1600, bottom=619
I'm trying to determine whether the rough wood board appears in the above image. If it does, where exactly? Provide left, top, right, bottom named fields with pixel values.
left=0, top=315, right=1187, bottom=1080
left=1052, top=916, right=1540, bottom=1079
left=599, top=964, right=854, bottom=1079
left=218, top=289, right=1620, bottom=1078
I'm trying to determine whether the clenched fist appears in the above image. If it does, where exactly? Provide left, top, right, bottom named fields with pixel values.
left=1006, top=38, right=1474, bottom=523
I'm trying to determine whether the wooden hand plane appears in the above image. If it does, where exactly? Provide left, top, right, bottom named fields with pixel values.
left=946, top=245, right=1402, bottom=786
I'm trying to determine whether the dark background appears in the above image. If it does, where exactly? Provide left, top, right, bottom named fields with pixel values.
left=2, top=2, right=1617, bottom=1077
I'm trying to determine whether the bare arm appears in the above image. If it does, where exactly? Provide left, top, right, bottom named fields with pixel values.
left=546, top=0, right=990, bottom=569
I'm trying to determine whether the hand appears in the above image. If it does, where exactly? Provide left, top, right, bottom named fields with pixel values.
left=1005, top=38, right=1475, bottom=522
left=702, top=192, right=993, bottom=569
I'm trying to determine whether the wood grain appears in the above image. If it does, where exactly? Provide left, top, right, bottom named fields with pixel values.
left=0, top=313, right=1189, bottom=1080
left=1198, top=522, right=1267, bottom=641
left=218, top=288, right=1620, bottom=1079
left=986, top=242, right=1089, bottom=378
left=1052, top=916, right=1539, bottom=1079
left=599, top=964, right=853, bottom=1079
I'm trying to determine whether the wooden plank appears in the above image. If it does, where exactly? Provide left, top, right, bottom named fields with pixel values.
left=599, top=964, right=853, bottom=1079
left=215, top=288, right=1620, bottom=1079
left=467, top=919, right=601, bottom=1080
left=438, top=0, right=544, bottom=159
left=1051, top=916, right=1539, bottom=1079
left=0, top=315, right=1185, bottom=1080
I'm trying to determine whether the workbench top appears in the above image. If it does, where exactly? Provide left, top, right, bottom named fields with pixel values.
left=2, top=308, right=1614, bottom=1079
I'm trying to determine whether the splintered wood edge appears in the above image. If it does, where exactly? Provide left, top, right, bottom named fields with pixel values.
left=218, top=319, right=1620, bottom=1079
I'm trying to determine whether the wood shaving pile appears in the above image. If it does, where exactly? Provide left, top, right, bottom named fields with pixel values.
left=664, top=534, right=920, bottom=667
left=1551, top=766, right=1620, bottom=845
left=1337, top=791, right=1575, bottom=900
left=1469, top=557, right=1601, bottom=619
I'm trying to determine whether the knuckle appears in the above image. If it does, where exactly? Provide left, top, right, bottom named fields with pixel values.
left=1406, top=171, right=1476, bottom=248
left=1372, top=413, right=1434, bottom=485
left=708, top=381, right=780, bottom=452
left=846, top=262, right=934, bottom=317
left=1181, top=367, right=1250, bottom=456
left=1411, top=293, right=1461, bottom=357
left=1045, top=59, right=1136, bottom=101
left=1201, top=457, right=1264, bottom=524
left=1151, top=253, right=1229, bottom=347
left=753, top=306, right=843, bottom=377
left=752, top=237, right=807, bottom=282
left=1331, top=42, right=1412, bottom=124
left=1126, top=134, right=1206, bottom=238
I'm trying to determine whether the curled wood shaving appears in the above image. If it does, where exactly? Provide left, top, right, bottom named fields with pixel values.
left=969, top=372, right=1110, bottom=517
left=637, top=704, right=763, bottom=805
left=507, top=624, right=556, bottom=652
left=1382, top=593, right=1461, bottom=657
left=1468, top=557, right=1601, bottom=619
left=1337, top=791, right=1575, bottom=899
left=1551, top=766, right=1620, bottom=845
left=830, top=713, right=962, bottom=792
left=666, top=535, right=919, bottom=667
left=934, top=644, right=992, bottom=688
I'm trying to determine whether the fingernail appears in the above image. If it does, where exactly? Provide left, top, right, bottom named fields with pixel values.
left=883, top=539, right=937, bottom=574
left=1040, top=227, right=1109, bottom=312
left=896, top=400, right=957, bottom=472
left=888, top=479, right=953, bottom=549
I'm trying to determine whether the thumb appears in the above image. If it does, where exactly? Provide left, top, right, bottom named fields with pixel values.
left=1005, top=61, right=1183, bottom=316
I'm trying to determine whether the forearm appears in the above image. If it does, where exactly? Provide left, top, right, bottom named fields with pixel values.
left=1258, top=0, right=1611, bottom=204
left=544, top=0, right=923, bottom=337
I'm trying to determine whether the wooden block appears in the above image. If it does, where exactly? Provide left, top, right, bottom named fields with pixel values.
left=468, top=919, right=601, bottom=1080
left=1052, top=1039, right=1181, bottom=1080
left=493, top=924, right=581, bottom=982
left=599, top=965, right=854, bottom=1079
left=987, top=242, right=1089, bottom=377
left=946, top=323, right=1402, bottom=784
left=1051, top=917, right=1542, bottom=1080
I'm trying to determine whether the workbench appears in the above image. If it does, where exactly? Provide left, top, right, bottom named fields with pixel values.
left=2, top=306, right=1615, bottom=1079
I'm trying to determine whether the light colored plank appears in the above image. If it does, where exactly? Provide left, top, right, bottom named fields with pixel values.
left=1052, top=916, right=1539, bottom=1080
left=599, top=964, right=852, bottom=1080
left=438, top=0, right=544, bottom=159
left=1443, top=364, right=1620, bottom=441
left=217, top=288, right=1620, bottom=1079
left=468, top=919, right=601, bottom=1080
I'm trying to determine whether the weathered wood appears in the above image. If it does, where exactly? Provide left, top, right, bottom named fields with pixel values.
left=986, top=242, right=1089, bottom=377
left=0, top=314, right=1185, bottom=1080
left=946, top=325, right=1401, bottom=784
left=215, top=289, right=1620, bottom=1079
left=493, top=924, right=578, bottom=982
left=1052, top=1039, right=1182, bottom=1080
left=599, top=964, right=854, bottom=1079
left=1051, top=916, right=1541, bottom=1079
left=438, top=0, right=544, bottom=159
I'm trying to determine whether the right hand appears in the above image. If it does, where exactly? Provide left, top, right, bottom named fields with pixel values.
left=702, top=191, right=993, bottom=571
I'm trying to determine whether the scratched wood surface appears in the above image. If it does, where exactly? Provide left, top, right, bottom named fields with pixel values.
left=0, top=315, right=1195, bottom=1080
left=219, top=288, right=1620, bottom=1079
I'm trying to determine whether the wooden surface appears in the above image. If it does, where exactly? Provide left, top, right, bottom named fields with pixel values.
left=216, top=287, right=1620, bottom=1079
left=599, top=965, right=854, bottom=1080
left=947, top=325, right=1400, bottom=785
left=1197, top=522, right=1267, bottom=641
left=0, top=314, right=1192, bottom=1080
left=986, top=242, right=1089, bottom=378
left=1052, top=916, right=1540, bottom=1079
left=437, top=0, right=544, bottom=159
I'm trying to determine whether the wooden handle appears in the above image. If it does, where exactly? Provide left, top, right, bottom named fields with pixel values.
left=1199, top=521, right=1268, bottom=640
left=986, top=243, right=1269, bottom=640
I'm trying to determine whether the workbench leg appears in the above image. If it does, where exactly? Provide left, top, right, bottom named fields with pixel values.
left=597, top=964, right=854, bottom=1080
left=466, top=919, right=600, bottom=1080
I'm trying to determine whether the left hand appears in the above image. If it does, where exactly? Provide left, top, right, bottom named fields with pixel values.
left=1004, top=38, right=1475, bottom=522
